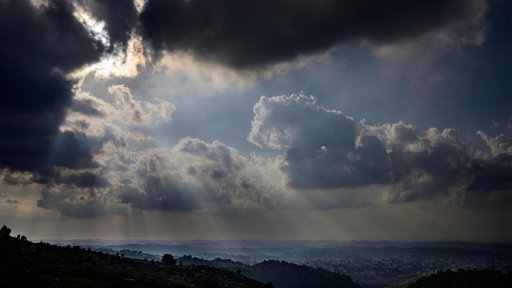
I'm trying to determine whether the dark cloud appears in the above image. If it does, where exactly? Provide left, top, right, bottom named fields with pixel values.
left=34, top=170, right=109, bottom=189
left=1, top=0, right=103, bottom=71
left=118, top=149, right=212, bottom=212
left=49, top=131, right=98, bottom=169
left=63, top=172, right=109, bottom=188
left=0, top=0, right=103, bottom=171
left=70, top=98, right=106, bottom=117
left=38, top=187, right=125, bottom=217
left=120, top=145, right=224, bottom=211
left=381, top=128, right=472, bottom=202
left=468, top=154, right=512, bottom=192
left=249, top=94, right=511, bottom=206
left=121, top=176, right=202, bottom=211
left=460, top=151, right=512, bottom=209
left=140, top=0, right=485, bottom=69
left=0, top=0, right=139, bottom=176
left=79, top=0, right=138, bottom=49
left=249, top=94, right=389, bottom=189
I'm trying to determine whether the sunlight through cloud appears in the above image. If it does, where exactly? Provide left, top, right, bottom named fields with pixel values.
left=73, top=4, right=110, bottom=48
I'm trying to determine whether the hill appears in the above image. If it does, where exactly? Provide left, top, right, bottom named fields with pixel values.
left=245, top=260, right=361, bottom=288
left=0, top=225, right=271, bottom=288
left=177, top=256, right=361, bottom=288
left=407, top=269, right=511, bottom=288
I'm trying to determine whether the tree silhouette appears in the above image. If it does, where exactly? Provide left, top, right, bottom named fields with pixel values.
left=0, top=225, right=11, bottom=238
left=162, top=253, right=177, bottom=266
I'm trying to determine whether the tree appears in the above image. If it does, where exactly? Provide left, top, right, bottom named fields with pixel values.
left=162, top=253, right=177, bottom=266
left=0, top=225, right=11, bottom=238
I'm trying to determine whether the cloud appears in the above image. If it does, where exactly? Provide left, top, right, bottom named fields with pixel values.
left=34, top=100, right=510, bottom=217
left=249, top=94, right=356, bottom=150
left=63, top=86, right=168, bottom=142
left=364, top=122, right=511, bottom=206
left=34, top=169, right=109, bottom=189
left=463, top=123, right=512, bottom=207
left=70, top=98, right=106, bottom=117
left=0, top=0, right=146, bottom=175
left=29, top=78, right=180, bottom=217
left=0, top=0, right=104, bottom=171
left=108, top=84, right=145, bottom=123
left=476, top=124, right=512, bottom=157
left=118, top=138, right=283, bottom=214
left=249, top=93, right=511, bottom=206
left=49, top=131, right=99, bottom=169
left=77, top=0, right=138, bottom=50
left=249, top=94, right=388, bottom=189
left=37, top=186, right=126, bottom=217
left=139, top=0, right=487, bottom=69
left=0, top=170, right=33, bottom=186
left=33, top=131, right=283, bottom=217
left=370, top=126, right=472, bottom=202
left=176, top=138, right=285, bottom=213
left=120, top=176, right=203, bottom=211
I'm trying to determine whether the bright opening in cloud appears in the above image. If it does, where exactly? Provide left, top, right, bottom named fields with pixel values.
left=73, top=5, right=110, bottom=48
left=73, top=34, right=146, bottom=79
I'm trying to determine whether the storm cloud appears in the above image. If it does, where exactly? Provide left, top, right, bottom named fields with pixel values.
left=0, top=0, right=141, bottom=218
left=249, top=94, right=511, bottom=206
left=0, top=0, right=105, bottom=172
left=78, top=0, right=138, bottom=49
left=0, top=0, right=146, bottom=174
left=139, top=0, right=486, bottom=69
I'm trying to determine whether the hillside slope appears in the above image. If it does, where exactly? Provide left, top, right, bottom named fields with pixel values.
left=0, top=226, right=270, bottom=288
left=178, top=256, right=361, bottom=288
left=407, top=269, right=511, bottom=288
left=244, top=260, right=361, bottom=288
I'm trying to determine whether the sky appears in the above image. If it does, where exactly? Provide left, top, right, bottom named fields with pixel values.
left=0, top=0, right=510, bottom=242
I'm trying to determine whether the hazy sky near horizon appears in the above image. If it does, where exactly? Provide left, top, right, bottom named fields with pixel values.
left=0, top=0, right=510, bottom=242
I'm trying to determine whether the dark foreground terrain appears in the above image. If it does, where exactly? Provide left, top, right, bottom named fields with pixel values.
left=0, top=226, right=269, bottom=288
left=407, top=269, right=511, bottom=288
left=1, top=225, right=510, bottom=288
